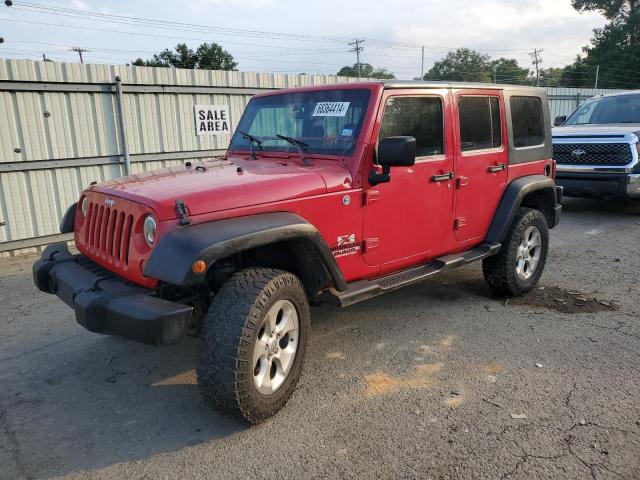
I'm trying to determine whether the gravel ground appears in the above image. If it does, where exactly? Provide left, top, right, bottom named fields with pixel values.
left=1, top=197, right=639, bottom=480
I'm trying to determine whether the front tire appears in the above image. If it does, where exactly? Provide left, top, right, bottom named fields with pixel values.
left=197, top=268, right=310, bottom=424
left=483, top=207, right=549, bottom=296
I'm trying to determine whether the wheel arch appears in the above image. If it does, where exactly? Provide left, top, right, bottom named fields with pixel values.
left=144, top=212, right=348, bottom=293
left=486, top=175, right=560, bottom=243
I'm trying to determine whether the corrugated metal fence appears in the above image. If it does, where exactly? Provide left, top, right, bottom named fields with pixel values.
left=0, top=59, right=624, bottom=255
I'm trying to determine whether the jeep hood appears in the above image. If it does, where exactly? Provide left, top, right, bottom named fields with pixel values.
left=553, top=124, right=640, bottom=138
left=92, top=157, right=347, bottom=220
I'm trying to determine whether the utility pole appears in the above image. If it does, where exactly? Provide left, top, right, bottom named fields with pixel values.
left=529, top=48, right=543, bottom=86
left=348, top=38, right=365, bottom=79
left=594, top=65, right=600, bottom=89
left=420, top=46, right=425, bottom=80
left=493, top=65, right=497, bottom=84
left=71, top=47, right=88, bottom=63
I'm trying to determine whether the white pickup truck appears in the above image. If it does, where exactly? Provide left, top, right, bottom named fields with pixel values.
left=553, top=91, right=640, bottom=199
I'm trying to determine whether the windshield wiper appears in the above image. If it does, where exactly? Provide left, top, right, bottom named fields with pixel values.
left=239, top=130, right=263, bottom=160
left=276, top=134, right=311, bottom=166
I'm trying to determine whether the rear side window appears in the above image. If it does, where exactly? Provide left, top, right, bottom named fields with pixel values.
left=510, top=96, right=545, bottom=148
left=458, top=96, right=502, bottom=152
left=379, top=97, right=443, bottom=157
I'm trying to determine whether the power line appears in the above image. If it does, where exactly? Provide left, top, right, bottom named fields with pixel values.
left=9, top=1, right=538, bottom=53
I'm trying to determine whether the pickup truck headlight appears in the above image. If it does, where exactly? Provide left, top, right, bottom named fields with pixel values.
left=80, top=197, right=89, bottom=218
left=143, top=215, right=157, bottom=246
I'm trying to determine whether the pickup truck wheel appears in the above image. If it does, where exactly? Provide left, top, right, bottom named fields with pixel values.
left=196, top=268, right=310, bottom=424
left=482, top=207, right=549, bottom=296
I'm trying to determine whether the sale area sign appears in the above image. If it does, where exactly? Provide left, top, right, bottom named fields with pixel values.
left=194, top=105, right=231, bottom=136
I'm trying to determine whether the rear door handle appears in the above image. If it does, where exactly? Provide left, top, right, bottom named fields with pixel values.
left=488, top=163, right=507, bottom=173
left=431, top=172, right=455, bottom=182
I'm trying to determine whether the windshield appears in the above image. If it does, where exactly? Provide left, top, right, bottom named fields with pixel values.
left=229, top=89, right=372, bottom=156
left=564, top=94, right=640, bottom=125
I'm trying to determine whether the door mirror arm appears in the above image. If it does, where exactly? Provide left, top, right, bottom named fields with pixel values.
left=369, top=165, right=391, bottom=186
left=369, top=136, right=416, bottom=186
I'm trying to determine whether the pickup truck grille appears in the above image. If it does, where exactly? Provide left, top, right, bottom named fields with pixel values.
left=83, top=201, right=134, bottom=266
left=553, top=143, right=633, bottom=166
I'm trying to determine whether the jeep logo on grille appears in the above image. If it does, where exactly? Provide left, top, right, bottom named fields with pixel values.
left=571, top=148, right=587, bottom=160
left=104, top=198, right=115, bottom=208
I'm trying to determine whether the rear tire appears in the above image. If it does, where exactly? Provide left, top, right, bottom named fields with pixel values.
left=483, top=207, right=549, bottom=296
left=196, top=268, right=310, bottom=424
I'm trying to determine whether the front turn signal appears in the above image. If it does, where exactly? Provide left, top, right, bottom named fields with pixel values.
left=192, top=260, right=207, bottom=274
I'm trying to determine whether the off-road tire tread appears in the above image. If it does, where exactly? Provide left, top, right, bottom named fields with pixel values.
left=196, top=268, right=309, bottom=424
left=482, top=207, right=549, bottom=296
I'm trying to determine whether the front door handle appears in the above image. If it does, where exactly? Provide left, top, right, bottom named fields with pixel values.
left=488, top=163, right=507, bottom=173
left=431, top=172, right=455, bottom=182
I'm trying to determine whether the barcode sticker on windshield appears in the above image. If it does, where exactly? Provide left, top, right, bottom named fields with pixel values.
left=312, top=102, right=350, bottom=117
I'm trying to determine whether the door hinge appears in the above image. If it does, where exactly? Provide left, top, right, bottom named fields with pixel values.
left=456, top=176, right=469, bottom=189
left=363, top=238, right=379, bottom=252
left=363, top=190, right=380, bottom=205
left=454, top=217, right=467, bottom=230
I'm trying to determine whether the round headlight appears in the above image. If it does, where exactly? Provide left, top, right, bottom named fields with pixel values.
left=143, top=215, right=157, bottom=246
left=81, top=197, right=89, bottom=217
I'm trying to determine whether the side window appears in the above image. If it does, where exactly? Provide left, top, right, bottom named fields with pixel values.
left=379, top=97, right=443, bottom=157
left=510, top=96, right=545, bottom=148
left=458, top=96, right=502, bottom=152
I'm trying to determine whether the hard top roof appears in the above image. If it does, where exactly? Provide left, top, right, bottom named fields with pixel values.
left=380, top=80, right=546, bottom=93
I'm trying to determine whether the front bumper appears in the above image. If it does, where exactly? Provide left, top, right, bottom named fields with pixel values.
left=556, top=172, right=640, bottom=199
left=33, top=243, right=193, bottom=345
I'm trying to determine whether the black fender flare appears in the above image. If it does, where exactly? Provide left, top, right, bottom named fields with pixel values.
left=485, top=175, right=560, bottom=243
left=144, top=212, right=348, bottom=291
left=60, top=203, right=77, bottom=233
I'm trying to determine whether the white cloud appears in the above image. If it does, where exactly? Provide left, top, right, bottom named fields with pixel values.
left=1, top=0, right=608, bottom=75
left=185, top=0, right=275, bottom=10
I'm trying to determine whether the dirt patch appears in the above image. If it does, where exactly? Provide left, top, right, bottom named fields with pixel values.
left=326, top=351, right=346, bottom=360
left=509, top=286, right=617, bottom=314
left=445, top=396, right=464, bottom=408
left=363, top=362, right=444, bottom=397
left=482, top=362, right=505, bottom=374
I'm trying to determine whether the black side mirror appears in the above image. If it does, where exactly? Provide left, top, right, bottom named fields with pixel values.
left=369, top=136, right=416, bottom=185
left=554, top=115, right=567, bottom=127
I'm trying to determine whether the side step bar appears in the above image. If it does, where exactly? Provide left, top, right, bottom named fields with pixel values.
left=334, top=242, right=501, bottom=307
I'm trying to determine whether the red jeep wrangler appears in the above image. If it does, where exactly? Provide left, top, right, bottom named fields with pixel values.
left=34, top=81, right=562, bottom=423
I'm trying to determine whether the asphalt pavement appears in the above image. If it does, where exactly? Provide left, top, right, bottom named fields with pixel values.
left=1, top=197, right=639, bottom=479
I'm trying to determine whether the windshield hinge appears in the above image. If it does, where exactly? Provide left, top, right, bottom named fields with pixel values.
left=175, top=199, right=191, bottom=226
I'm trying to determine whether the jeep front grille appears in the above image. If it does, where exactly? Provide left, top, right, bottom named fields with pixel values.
left=553, top=143, right=633, bottom=166
left=83, top=201, right=134, bottom=266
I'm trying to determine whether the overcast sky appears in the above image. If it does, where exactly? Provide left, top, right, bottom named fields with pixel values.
left=0, top=0, right=606, bottom=78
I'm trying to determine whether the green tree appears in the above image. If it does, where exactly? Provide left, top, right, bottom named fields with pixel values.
left=490, top=58, right=531, bottom=84
left=423, top=48, right=492, bottom=82
left=423, top=49, right=530, bottom=85
left=538, top=67, right=566, bottom=86
left=337, top=63, right=395, bottom=79
left=132, top=42, right=237, bottom=70
left=565, top=0, right=640, bottom=88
